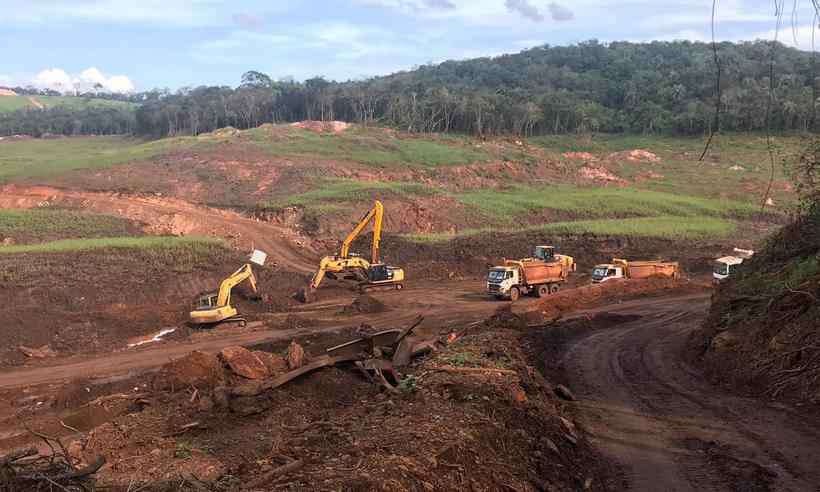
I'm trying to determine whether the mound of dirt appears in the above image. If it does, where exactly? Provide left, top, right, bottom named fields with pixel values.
left=0, top=88, right=17, bottom=96
left=578, top=165, right=626, bottom=184
left=693, top=204, right=820, bottom=402
left=154, top=351, right=224, bottom=390
left=563, top=151, right=596, bottom=161
left=340, top=294, right=387, bottom=314
left=291, top=120, right=351, bottom=134
left=608, top=149, right=660, bottom=163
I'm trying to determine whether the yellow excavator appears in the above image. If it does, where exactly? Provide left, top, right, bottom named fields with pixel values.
left=190, top=250, right=267, bottom=326
left=298, top=200, right=405, bottom=302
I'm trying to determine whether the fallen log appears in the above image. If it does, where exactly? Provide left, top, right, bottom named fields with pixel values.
left=230, top=355, right=359, bottom=397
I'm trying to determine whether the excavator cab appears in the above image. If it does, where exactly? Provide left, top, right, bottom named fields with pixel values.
left=190, top=250, right=266, bottom=327
left=534, top=245, right=556, bottom=261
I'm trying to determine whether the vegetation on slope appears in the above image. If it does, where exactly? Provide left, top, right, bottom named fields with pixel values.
left=695, top=142, right=820, bottom=402
left=0, top=209, right=138, bottom=243
left=0, top=136, right=200, bottom=180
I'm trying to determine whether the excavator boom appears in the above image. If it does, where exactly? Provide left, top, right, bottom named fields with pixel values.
left=340, top=200, right=383, bottom=264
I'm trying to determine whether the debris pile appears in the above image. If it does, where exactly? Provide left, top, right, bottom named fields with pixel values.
left=340, top=294, right=387, bottom=314
left=0, top=434, right=105, bottom=491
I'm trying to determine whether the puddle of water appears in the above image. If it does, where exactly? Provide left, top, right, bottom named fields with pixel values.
left=127, top=328, right=176, bottom=348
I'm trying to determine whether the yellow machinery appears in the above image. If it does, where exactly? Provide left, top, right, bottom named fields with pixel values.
left=300, top=201, right=405, bottom=302
left=190, top=263, right=258, bottom=327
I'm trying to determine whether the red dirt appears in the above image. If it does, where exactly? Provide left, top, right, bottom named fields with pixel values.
left=291, top=120, right=351, bottom=133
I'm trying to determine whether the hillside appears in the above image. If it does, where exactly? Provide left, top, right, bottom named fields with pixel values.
left=0, top=94, right=134, bottom=113
left=694, top=202, right=820, bottom=402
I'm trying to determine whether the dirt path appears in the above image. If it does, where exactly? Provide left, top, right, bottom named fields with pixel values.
left=0, top=185, right=316, bottom=273
left=0, top=281, right=506, bottom=390
left=563, top=296, right=820, bottom=491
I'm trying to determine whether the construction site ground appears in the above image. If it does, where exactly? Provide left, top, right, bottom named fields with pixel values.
left=1, top=131, right=818, bottom=490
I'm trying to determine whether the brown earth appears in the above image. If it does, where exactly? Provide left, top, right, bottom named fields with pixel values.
left=0, top=89, right=16, bottom=96
left=525, top=294, right=820, bottom=491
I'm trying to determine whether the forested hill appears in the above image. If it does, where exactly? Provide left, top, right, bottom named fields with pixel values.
left=2, top=40, right=818, bottom=138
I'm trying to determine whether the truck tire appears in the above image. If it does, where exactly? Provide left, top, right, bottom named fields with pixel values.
left=536, top=285, right=549, bottom=298
left=509, top=287, right=520, bottom=302
left=549, top=283, right=561, bottom=294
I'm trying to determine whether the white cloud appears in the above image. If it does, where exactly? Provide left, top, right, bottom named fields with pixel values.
left=33, top=67, right=135, bottom=93
left=0, top=74, right=13, bottom=87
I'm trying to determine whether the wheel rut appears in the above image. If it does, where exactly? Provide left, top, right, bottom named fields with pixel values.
left=563, top=297, right=820, bottom=491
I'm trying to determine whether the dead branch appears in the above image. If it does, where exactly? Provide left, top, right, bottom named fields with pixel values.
left=241, top=459, right=304, bottom=490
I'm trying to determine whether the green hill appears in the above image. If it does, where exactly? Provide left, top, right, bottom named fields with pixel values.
left=0, top=95, right=135, bottom=113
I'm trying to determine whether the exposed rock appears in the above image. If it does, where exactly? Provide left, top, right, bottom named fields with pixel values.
left=220, top=346, right=269, bottom=380
left=253, top=350, right=288, bottom=375
left=562, top=151, right=596, bottom=161
left=286, top=341, right=306, bottom=370
left=711, top=331, right=740, bottom=351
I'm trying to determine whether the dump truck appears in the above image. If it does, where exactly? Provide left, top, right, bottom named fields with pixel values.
left=713, top=248, right=754, bottom=282
left=487, top=246, right=575, bottom=301
left=591, top=258, right=679, bottom=283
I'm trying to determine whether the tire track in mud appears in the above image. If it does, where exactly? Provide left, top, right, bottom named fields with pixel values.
left=563, top=298, right=820, bottom=491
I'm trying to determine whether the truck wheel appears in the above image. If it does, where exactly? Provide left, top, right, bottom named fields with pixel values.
left=536, top=285, right=549, bottom=298
left=549, top=284, right=561, bottom=294
left=509, top=287, right=520, bottom=302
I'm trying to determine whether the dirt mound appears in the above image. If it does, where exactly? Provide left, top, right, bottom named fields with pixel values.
left=0, top=88, right=17, bottom=96
left=607, top=149, right=660, bottom=163
left=340, top=294, right=387, bottom=314
left=291, top=120, right=351, bottom=133
left=526, top=277, right=702, bottom=323
left=563, top=151, right=596, bottom=161
left=693, top=204, right=820, bottom=402
left=578, top=165, right=626, bottom=184
left=154, top=351, right=224, bottom=390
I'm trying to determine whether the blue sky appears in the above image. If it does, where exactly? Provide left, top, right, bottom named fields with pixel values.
left=0, top=0, right=815, bottom=92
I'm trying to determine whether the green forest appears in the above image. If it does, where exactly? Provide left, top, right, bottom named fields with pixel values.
left=1, top=40, right=817, bottom=138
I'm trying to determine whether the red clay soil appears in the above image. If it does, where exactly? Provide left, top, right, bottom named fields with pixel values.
left=0, top=184, right=318, bottom=273
left=54, top=323, right=621, bottom=490
left=0, top=247, right=311, bottom=366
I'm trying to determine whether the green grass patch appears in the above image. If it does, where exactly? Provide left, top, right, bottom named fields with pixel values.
left=262, top=178, right=439, bottom=208
left=247, top=126, right=489, bottom=168
left=0, top=95, right=135, bottom=113
left=0, top=235, right=224, bottom=254
left=458, top=185, right=757, bottom=222
left=0, top=209, right=136, bottom=242
left=0, top=136, right=202, bottom=181
left=404, top=216, right=736, bottom=242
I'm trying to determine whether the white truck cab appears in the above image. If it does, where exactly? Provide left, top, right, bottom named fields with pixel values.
left=591, top=264, right=624, bottom=283
left=487, top=267, right=520, bottom=297
left=713, top=248, right=754, bottom=282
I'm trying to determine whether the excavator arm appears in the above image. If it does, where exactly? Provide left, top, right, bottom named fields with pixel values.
left=309, top=256, right=371, bottom=290
left=339, top=200, right=383, bottom=264
left=216, top=263, right=257, bottom=308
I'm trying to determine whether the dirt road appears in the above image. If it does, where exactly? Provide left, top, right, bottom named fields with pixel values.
left=563, top=295, right=820, bottom=491
left=0, top=281, right=505, bottom=390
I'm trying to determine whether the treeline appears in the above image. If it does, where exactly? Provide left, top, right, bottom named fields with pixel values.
left=3, top=40, right=820, bottom=138
left=0, top=106, right=135, bottom=137
left=133, top=40, right=819, bottom=138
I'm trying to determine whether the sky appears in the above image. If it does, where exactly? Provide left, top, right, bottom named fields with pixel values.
left=0, top=0, right=817, bottom=93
